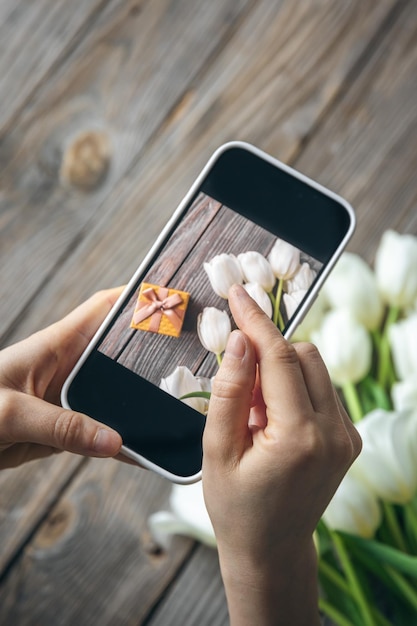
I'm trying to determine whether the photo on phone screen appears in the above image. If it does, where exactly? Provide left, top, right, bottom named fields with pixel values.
left=63, top=142, right=355, bottom=482
left=98, top=192, right=323, bottom=397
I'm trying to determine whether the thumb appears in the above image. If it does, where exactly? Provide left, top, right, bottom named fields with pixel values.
left=203, top=330, right=256, bottom=466
left=5, top=391, right=122, bottom=458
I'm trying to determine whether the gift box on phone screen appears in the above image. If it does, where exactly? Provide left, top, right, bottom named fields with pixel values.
left=130, top=283, right=190, bottom=337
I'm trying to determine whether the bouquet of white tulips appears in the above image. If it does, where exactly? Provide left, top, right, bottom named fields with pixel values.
left=310, top=230, right=417, bottom=626
left=149, top=230, right=417, bottom=626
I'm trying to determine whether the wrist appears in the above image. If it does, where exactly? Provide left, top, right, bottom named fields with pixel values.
left=218, top=538, right=321, bottom=626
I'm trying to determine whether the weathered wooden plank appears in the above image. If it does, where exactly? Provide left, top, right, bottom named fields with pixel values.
left=4, top=0, right=399, bottom=349
left=99, top=193, right=222, bottom=358
left=294, top=0, right=417, bottom=259
left=0, top=0, right=253, bottom=345
left=0, top=453, right=82, bottom=572
left=0, top=459, right=194, bottom=625
left=147, top=545, right=228, bottom=626
left=0, top=0, right=115, bottom=134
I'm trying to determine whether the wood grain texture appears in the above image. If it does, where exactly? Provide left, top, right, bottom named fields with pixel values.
left=0, top=459, right=193, bottom=626
left=294, top=0, right=417, bottom=261
left=1, top=0, right=398, bottom=348
left=1, top=0, right=416, bottom=624
left=0, top=0, right=252, bottom=346
left=0, top=453, right=82, bottom=572
left=0, top=0, right=112, bottom=134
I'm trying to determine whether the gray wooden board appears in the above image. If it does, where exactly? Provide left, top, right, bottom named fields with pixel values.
left=0, top=0, right=252, bottom=345
left=0, top=458, right=194, bottom=626
left=1, top=0, right=416, bottom=624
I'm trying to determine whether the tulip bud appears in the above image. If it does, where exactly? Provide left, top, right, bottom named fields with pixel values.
left=375, top=230, right=417, bottom=309
left=286, top=262, right=316, bottom=294
left=148, top=482, right=216, bottom=549
left=243, top=282, right=273, bottom=318
left=237, top=251, right=276, bottom=292
left=388, top=313, right=417, bottom=380
left=391, top=376, right=417, bottom=412
left=197, top=307, right=231, bottom=356
left=311, top=309, right=372, bottom=386
left=203, top=253, right=244, bottom=299
left=160, top=366, right=211, bottom=414
left=353, top=408, right=417, bottom=505
left=323, top=470, right=382, bottom=539
left=291, top=291, right=327, bottom=342
left=268, top=238, right=300, bottom=280
left=322, top=252, right=384, bottom=330
left=283, top=289, right=306, bottom=320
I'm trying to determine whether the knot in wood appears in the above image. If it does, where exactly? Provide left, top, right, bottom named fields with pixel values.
left=60, top=130, right=111, bottom=191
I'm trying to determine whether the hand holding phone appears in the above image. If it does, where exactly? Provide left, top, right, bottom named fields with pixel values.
left=62, top=142, right=355, bottom=483
left=202, top=285, right=362, bottom=625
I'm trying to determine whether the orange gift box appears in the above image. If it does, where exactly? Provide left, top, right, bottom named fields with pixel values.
left=130, top=283, right=190, bottom=337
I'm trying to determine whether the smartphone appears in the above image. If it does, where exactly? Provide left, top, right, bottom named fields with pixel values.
left=62, top=142, right=355, bottom=484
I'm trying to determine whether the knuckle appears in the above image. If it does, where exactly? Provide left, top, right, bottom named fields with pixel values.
left=264, top=337, right=299, bottom=366
left=53, top=410, right=84, bottom=450
left=0, top=389, right=18, bottom=431
left=211, top=375, right=248, bottom=401
left=294, top=341, right=322, bottom=362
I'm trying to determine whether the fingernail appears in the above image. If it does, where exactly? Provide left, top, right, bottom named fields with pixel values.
left=93, top=428, right=121, bottom=455
left=224, top=330, right=246, bottom=359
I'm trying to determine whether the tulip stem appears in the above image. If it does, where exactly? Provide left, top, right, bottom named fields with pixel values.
left=216, top=353, right=223, bottom=367
left=404, top=501, right=417, bottom=553
left=382, top=502, right=408, bottom=553
left=377, top=305, right=399, bottom=390
left=384, top=565, right=417, bottom=612
left=273, top=278, right=284, bottom=329
left=318, top=599, right=356, bottom=626
left=330, top=531, right=374, bottom=626
left=341, top=382, right=363, bottom=423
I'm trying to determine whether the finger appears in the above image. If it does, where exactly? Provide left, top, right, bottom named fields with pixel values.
left=10, top=287, right=125, bottom=401
left=49, top=286, right=125, bottom=366
left=228, top=284, right=313, bottom=423
left=292, top=342, right=337, bottom=415
left=2, top=390, right=122, bottom=458
left=334, top=390, right=362, bottom=461
left=204, top=330, right=256, bottom=466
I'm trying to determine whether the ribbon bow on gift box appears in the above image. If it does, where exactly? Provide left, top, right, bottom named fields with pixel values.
left=131, top=285, right=189, bottom=336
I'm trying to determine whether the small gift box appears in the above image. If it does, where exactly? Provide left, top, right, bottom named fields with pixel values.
left=130, top=283, right=190, bottom=337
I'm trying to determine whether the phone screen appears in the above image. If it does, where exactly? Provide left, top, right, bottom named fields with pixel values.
left=65, top=144, right=354, bottom=480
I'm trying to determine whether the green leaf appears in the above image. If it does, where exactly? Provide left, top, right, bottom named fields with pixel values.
left=179, top=391, right=211, bottom=400
left=341, top=532, right=417, bottom=578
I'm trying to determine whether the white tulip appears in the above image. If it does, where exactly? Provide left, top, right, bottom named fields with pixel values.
left=286, top=262, right=316, bottom=294
left=323, top=470, right=382, bottom=539
left=237, top=251, right=276, bottom=292
left=243, top=282, right=273, bottom=318
left=311, top=309, right=372, bottom=386
left=160, top=366, right=211, bottom=414
left=388, top=313, right=417, bottom=380
left=392, top=376, right=417, bottom=412
left=374, top=230, right=417, bottom=309
left=353, top=408, right=417, bottom=505
left=268, top=238, right=300, bottom=280
left=148, top=482, right=216, bottom=549
left=203, top=253, right=244, bottom=299
left=322, top=252, right=384, bottom=330
left=197, top=307, right=231, bottom=356
left=283, top=289, right=306, bottom=320
left=291, top=291, right=327, bottom=342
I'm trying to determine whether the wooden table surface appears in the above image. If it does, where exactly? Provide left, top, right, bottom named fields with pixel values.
left=0, top=1, right=416, bottom=624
